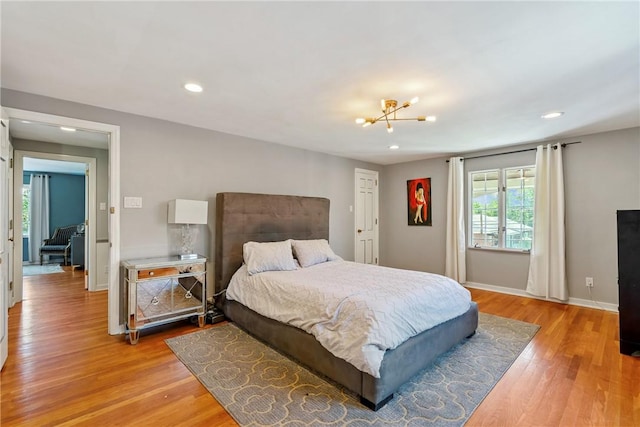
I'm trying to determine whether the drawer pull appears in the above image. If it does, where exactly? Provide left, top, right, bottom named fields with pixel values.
left=151, top=296, right=159, bottom=305
left=149, top=271, right=154, bottom=276
left=185, top=291, right=192, bottom=299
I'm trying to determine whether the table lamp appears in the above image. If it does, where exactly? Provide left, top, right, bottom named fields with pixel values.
left=168, top=199, right=208, bottom=259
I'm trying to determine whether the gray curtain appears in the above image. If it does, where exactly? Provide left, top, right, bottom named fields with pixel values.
left=28, top=174, right=50, bottom=263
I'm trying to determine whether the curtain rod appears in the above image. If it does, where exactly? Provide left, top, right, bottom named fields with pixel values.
left=445, top=141, right=581, bottom=162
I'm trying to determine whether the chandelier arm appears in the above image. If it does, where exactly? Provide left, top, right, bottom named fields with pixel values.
left=368, top=115, right=426, bottom=124
left=370, top=112, right=389, bottom=123
left=362, top=98, right=425, bottom=125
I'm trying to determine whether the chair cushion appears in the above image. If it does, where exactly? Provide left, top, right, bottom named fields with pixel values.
left=41, top=245, right=69, bottom=251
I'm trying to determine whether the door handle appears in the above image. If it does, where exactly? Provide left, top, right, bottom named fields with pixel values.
left=357, top=229, right=362, bottom=233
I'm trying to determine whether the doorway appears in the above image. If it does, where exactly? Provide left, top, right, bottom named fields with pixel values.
left=3, top=108, right=121, bottom=335
left=15, top=153, right=96, bottom=289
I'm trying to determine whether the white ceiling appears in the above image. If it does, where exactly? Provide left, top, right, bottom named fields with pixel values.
left=9, top=119, right=109, bottom=149
left=23, top=157, right=86, bottom=176
left=1, top=2, right=638, bottom=165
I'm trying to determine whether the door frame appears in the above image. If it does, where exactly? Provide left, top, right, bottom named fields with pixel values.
left=3, top=108, right=121, bottom=335
left=1, top=113, right=10, bottom=369
left=14, top=150, right=97, bottom=290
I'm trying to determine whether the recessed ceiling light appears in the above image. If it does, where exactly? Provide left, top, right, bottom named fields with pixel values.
left=541, top=111, right=564, bottom=119
left=60, top=126, right=76, bottom=132
left=389, top=145, right=400, bottom=150
left=184, top=83, right=203, bottom=93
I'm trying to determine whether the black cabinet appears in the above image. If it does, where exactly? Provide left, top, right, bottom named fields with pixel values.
left=617, top=210, right=640, bottom=355
left=70, top=233, right=85, bottom=268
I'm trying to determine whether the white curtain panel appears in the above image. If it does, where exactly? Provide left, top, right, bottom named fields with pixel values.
left=28, top=174, right=50, bottom=263
left=526, top=144, right=568, bottom=301
left=445, top=157, right=466, bottom=283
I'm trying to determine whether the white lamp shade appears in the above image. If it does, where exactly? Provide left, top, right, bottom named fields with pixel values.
left=168, top=199, right=208, bottom=225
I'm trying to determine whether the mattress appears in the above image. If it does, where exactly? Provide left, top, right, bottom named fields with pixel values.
left=226, top=260, right=472, bottom=377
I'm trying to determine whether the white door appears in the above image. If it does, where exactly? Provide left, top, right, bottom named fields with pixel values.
left=84, top=164, right=89, bottom=290
left=7, top=137, right=14, bottom=306
left=1, top=112, right=10, bottom=368
left=354, top=168, right=379, bottom=264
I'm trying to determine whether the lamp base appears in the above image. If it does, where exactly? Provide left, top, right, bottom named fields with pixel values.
left=179, top=253, right=199, bottom=260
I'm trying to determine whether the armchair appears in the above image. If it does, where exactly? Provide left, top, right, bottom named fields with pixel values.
left=39, top=224, right=78, bottom=265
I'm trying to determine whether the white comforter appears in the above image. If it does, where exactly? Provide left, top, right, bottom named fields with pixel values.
left=226, top=260, right=471, bottom=378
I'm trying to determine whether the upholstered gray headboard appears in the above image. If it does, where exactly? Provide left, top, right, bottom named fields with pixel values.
left=214, top=192, right=330, bottom=298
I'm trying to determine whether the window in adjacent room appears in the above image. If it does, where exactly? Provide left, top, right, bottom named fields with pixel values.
left=22, top=184, right=30, bottom=237
left=470, top=166, right=535, bottom=251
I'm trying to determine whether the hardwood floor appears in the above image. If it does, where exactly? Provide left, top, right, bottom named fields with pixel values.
left=1, top=269, right=638, bottom=426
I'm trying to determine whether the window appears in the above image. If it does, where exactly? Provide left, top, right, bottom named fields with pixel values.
left=470, top=166, right=535, bottom=251
left=22, top=184, right=30, bottom=237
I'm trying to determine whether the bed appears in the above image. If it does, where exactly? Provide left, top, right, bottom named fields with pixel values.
left=214, top=192, right=478, bottom=410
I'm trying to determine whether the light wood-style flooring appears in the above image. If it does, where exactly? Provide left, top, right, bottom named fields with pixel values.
left=1, top=268, right=638, bottom=426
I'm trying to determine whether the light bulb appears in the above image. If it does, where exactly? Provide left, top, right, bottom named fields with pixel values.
left=184, top=83, right=203, bottom=93
left=426, top=116, right=437, bottom=122
left=387, top=124, right=393, bottom=133
left=410, top=97, right=419, bottom=105
left=541, top=111, right=564, bottom=119
left=355, top=118, right=365, bottom=124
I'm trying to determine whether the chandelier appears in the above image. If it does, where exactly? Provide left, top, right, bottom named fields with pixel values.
left=355, top=97, right=436, bottom=133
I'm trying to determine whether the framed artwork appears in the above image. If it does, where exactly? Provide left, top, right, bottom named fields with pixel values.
left=407, top=177, right=431, bottom=226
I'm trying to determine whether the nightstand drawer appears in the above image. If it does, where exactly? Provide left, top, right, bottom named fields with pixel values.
left=137, top=267, right=178, bottom=280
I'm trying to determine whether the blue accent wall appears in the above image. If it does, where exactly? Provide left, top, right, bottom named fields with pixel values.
left=23, top=172, right=85, bottom=261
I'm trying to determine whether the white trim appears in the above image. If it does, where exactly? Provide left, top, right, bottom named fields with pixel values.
left=14, top=151, right=97, bottom=293
left=464, top=281, right=618, bottom=313
left=4, top=108, right=122, bottom=335
left=108, top=126, right=122, bottom=334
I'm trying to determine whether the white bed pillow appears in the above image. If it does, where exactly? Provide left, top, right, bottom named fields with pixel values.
left=291, top=239, right=340, bottom=268
left=243, top=240, right=297, bottom=275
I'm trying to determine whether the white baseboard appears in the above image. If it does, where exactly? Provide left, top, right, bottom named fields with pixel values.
left=464, top=281, right=618, bottom=313
left=95, top=282, right=108, bottom=292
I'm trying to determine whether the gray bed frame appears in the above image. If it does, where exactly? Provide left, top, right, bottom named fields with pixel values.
left=214, top=192, right=479, bottom=410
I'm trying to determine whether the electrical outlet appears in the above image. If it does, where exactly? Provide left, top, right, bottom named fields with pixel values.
left=585, top=277, right=594, bottom=288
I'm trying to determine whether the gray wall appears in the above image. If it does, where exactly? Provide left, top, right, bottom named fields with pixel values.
left=382, top=127, right=640, bottom=305
left=1, top=88, right=379, bottom=266
left=4, top=88, right=639, bottom=307
left=380, top=157, right=450, bottom=274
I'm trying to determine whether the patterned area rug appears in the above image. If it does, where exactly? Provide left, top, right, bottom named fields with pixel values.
left=166, top=313, right=539, bottom=426
left=23, top=264, right=64, bottom=276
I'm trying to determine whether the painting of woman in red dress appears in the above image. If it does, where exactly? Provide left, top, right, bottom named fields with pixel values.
left=407, top=178, right=431, bottom=226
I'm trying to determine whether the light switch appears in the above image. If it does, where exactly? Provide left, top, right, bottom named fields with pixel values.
left=124, top=196, right=143, bottom=209
left=99, top=202, right=107, bottom=211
